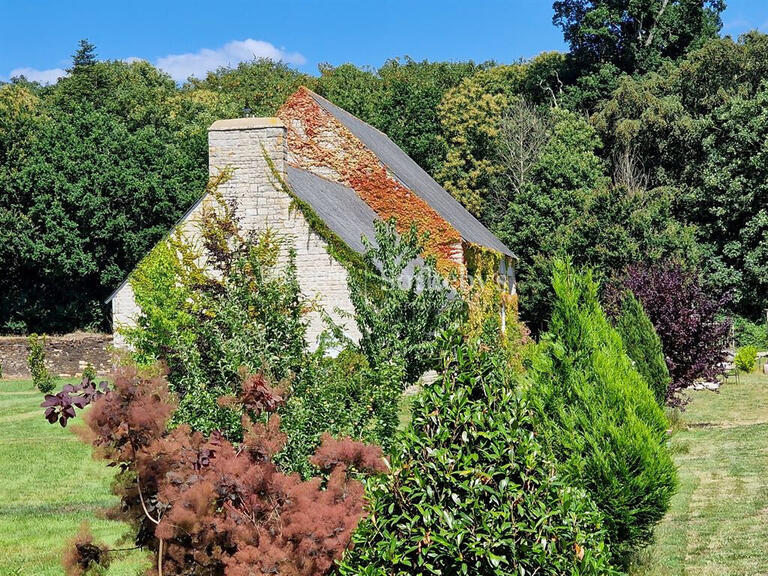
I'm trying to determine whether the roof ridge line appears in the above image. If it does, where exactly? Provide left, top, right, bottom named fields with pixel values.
left=305, top=88, right=394, bottom=141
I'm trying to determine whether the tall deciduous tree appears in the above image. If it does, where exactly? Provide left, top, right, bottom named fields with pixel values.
left=436, top=54, right=566, bottom=216
left=375, top=58, right=480, bottom=176
left=493, top=108, right=607, bottom=331
left=553, top=0, right=725, bottom=74
left=607, top=260, right=731, bottom=400
left=593, top=33, right=768, bottom=320
left=185, top=58, right=311, bottom=116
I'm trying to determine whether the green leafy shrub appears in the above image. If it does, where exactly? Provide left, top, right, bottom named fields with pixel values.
left=527, top=260, right=676, bottom=565
left=277, top=349, right=402, bottom=477
left=123, top=185, right=403, bottom=476
left=81, top=362, right=97, bottom=381
left=733, top=316, right=767, bottom=349
left=347, top=218, right=460, bottom=386
left=27, top=333, right=55, bottom=393
left=340, top=333, right=617, bottom=576
left=614, top=293, right=672, bottom=405
left=734, top=346, right=758, bottom=373
left=124, top=183, right=308, bottom=439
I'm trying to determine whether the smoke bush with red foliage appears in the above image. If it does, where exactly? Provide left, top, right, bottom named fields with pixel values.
left=77, top=367, right=386, bottom=576
left=61, top=522, right=110, bottom=576
left=41, top=378, right=110, bottom=427
left=607, top=260, right=731, bottom=404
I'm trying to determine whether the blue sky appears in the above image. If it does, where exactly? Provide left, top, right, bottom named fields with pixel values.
left=1, top=0, right=766, bottom=84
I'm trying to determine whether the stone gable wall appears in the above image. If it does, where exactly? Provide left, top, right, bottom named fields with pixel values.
left=208, top=118, right=360, bottom=346
left=0, top=333, right=112, bottom=378
left=111, top=118, right=360, bottom=351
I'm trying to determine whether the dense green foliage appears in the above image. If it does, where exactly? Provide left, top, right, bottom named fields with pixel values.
left=553, top=0, right=724, bottom=75
left=733, top=316, right=768, bottom=349
left=124, top=190, right=402, bottom=476
left=527, top=260, right=676, bottom=565
left=593, top=32, right=768, bottom=320
left=2, top=14, right=765, bottom=335
left=340, top=334, right=616, bottom=576
left=27, top=333, right=54, bottom=393
left=614, top=293, right=671, bottom=404
left=734, top=346, right=758, bottom=374
left=0, top=58, right=210, bottom=333
left=276, top=349, right=401, bottom=478
left=347, top=219, right=459, bottom=385
left=491, top=105, right=694, bottom=332
left=127, top=227, right=306, bottom=440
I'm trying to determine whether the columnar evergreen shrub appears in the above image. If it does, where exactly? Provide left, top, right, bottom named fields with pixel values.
left=340, top=333, right=617, bottom=576
left=734, top=346, right=758, bottom=373
left=614, top=293, right=672, bottom=405
left=81, top=362, right=97, bottom=381
left=27, top=333, right=54, bottom=393
left=528, top=260, right=676, bottom=565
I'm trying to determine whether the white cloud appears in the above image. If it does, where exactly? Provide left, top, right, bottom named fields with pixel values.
left=7, top=66, right=66, bottom=85
left=4, top=39, right=304, bottom=85
left=155, top=39, right=305, bottom=82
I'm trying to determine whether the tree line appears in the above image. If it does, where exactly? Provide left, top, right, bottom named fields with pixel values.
left=0, top=1, right=765, bottom=343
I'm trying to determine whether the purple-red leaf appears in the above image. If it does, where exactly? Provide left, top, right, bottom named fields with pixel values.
left=40, top=379, right=112, bottom=427
left=41, top=395, right=58, bottom=407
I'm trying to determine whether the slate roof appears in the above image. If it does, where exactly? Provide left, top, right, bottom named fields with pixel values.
left=308, top=90, right=515, bottom=259
left=286, top=166, right=379, bottom=255
left=286, top=166, right=422, bottom=285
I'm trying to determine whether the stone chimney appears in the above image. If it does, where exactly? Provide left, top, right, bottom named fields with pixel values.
left=207, top=117, right=287, bottom=232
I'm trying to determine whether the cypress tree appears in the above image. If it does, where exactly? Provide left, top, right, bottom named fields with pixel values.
left=527, top=259, right=676, bottom=566
left=615, top=293, right=672, bottom=405
left=69, top=39, right=97, bottom=71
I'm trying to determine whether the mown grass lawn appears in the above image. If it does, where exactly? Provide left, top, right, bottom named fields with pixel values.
left=634, top=368, right=768, bottom=576
left=0, top=379, right=148, bottom=575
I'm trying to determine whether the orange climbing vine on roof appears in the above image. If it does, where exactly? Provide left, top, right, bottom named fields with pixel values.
left=278, top=87, right=464, bottom=276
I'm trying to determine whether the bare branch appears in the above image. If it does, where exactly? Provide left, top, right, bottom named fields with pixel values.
left=496, top=99, right=551, bottom=201
left=643, top=0, right=670, bottom=47
left=539, top=71, right=563, bottom=109
left=613, top=146, right=649, bottom=194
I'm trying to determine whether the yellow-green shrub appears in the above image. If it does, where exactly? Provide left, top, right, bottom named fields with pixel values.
left=734, top=346, right=758, bottom=373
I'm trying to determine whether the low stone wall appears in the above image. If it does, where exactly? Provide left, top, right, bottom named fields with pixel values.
left=0, top=333, right=113, bottom=378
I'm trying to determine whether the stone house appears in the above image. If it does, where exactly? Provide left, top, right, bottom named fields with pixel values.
left=107, top=87, right=516, bottom=348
